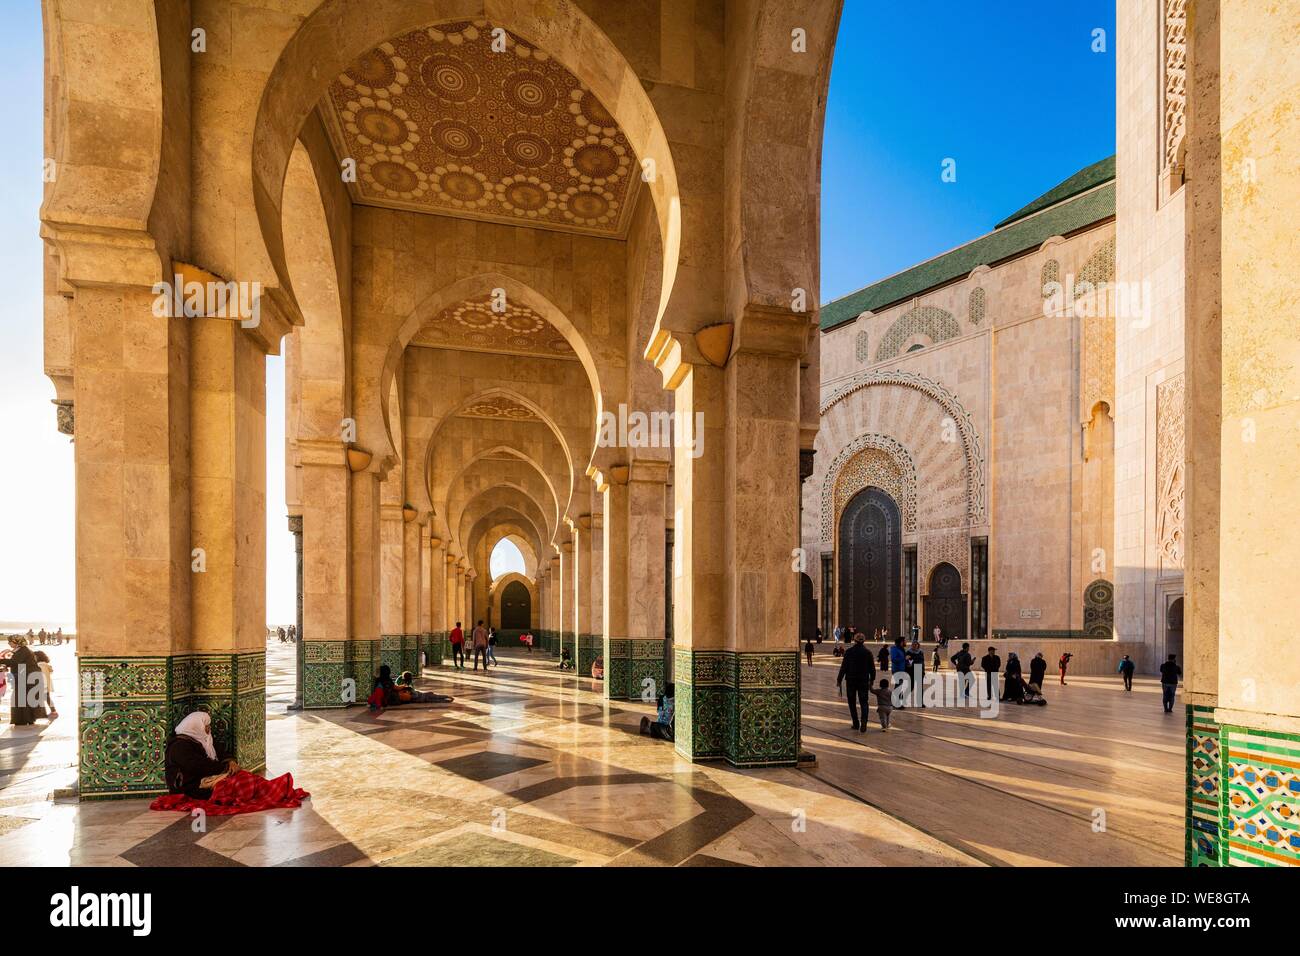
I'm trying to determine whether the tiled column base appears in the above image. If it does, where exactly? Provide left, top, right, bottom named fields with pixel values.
left=605, top=637, right=667, bottom=701
left=1186, top=705, right=1221, bottom=866
left=1221, top=724, right=1300, bottom=866
left=674, top=649, right=800, bottom=768
left=422, top=632, right=446, bottom=668
left=577, top=634, right=601, bottom=677
left=1184, top=705, right=1300, bottom=867
left=78, top=652, right=266, bottom=800
left=303, top=639, right=385, bottom=708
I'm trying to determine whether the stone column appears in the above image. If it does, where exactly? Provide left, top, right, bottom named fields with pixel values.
left=401, top=510, right=421, bottom=674
left=72, top=283, right=194, bottom=798
left=455, top=561, right=467, bottom=628
left=1183, top=0, right=1300, bottom=868
left=561, top=541, right=575, bottom=665
left=605, top=461, right=669, bottom=700
left=591, top=512, right=604, bottom=673
left=289, top=514, right=304, bottom=710
left=298, top=438, right=351, bottom=708
left=419, top=524, right=433, bottom=664
left=574, top=515, right=597, bottom=674
left=551, top=552, right=564, bottom=658
left=189, top=314, right=268, bottom=772
left=349, top=469, right=383, bottom=693
left=378, top=503, right=405, bottom=635
left=444, top=554, right=458, bottom=632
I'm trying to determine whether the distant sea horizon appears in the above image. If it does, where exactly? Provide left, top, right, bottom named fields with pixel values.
left=0, top=620, right=75, bottom=633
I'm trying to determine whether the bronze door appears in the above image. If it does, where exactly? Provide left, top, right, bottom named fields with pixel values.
left=923, top=561, right=966, bottom=641
left=837, top=487, right=902, bottom=637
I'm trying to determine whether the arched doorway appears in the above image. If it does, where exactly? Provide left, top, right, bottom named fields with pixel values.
left=923, top=562, right=965, bottom=641
left=1166, top=596, right=1184, bottom=664
left=799, top=572, right=817, bottom=643
left=500, top=580, right=531, bottom=630
left=838, top=487, right=902, bottom=637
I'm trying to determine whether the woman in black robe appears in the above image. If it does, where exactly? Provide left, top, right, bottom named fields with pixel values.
left=1000, top=652, right=1026, bottom=703
left=1, top=636, right=46, bottom=725
left=164, top=712, right=237, bottom=799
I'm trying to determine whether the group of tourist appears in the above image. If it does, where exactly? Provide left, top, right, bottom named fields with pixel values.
left=447, top=620, right=497, bottom=670
left=0, top=634, right=59, bottom=726
left=267, top=625, right=297, bottom=642
left=1, top=628, right=67, bottom=646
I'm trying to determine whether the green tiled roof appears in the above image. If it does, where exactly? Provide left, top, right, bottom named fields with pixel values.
left=820, top=158, right=1116, bottom=333
left=995, top=155, right=1116, bottom=228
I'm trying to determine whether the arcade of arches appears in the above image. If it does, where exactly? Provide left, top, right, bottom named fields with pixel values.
left=38, top=0, right=1300, bottom=867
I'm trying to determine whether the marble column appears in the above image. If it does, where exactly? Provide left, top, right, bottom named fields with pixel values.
left=419, top=524, right=433, bottom=664
left=551, top=553, right=563, bottom=658
left=401, top=511, right=421, bottom=674
left=71, top=283, right=194, bottom=798
left=298, top=438, right=351, bottom=708
left=1183, top=0, right=1300, bottom=867
left=188, top=313, right=267, bottom=772
left=603, top=461, right=669, bottom=700
left=349, top=468, right=383, bottom=695
left=290, top=514, right=304, bottom=710
left=561, top=541, right=575, bottom=665
left=574, top=515, right=598, bottom=675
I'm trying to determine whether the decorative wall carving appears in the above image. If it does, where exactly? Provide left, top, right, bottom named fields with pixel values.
left=1162, top=0, right=1188, bottom=187
left=855, top=330, right=870, bottom=364
left=1041, top=259, right=1060, bottom=299
left=1083, top=578, right=1115, bottom=637
left=875, top=306, right=960, bottom=361
left=819, top=433, right=917, bottom=546
left=968, top=287, right=986, bottom=327
left=1156, top=373, right=1185, bottom=571
left=1079, top=236, right=1117, bottom=420
left=822, top=370, right=986, bottom=524
left=410, top=293, right=576, bottom=359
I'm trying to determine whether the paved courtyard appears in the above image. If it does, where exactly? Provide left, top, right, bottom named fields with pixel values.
left=0, top=641, right=1182, bottom=866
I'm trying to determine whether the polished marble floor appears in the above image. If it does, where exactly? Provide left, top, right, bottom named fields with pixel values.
left=0, top=640, right=1183, bottom=866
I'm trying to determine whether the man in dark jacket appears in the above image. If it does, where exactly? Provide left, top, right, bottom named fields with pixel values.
left=980, top=646, right=1001, bottom=699
left=1029, top=652, right=1048, bottom=689
left=950, top=642, right=975, bottom=701
left=1159, top=654, right=1181, bottom=713
left=1118, top=655, right=1136, bottom=691
left=836, top=633, right=876, bottom=732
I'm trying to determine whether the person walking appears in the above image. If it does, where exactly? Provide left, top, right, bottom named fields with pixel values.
left=980, top=645, right=1001, bottom=699
left=1118, top=655, right=1136, bottom=691
left=487, top=626, right=499, bottom=665
left=907, top=639, right=926, bottom=707
left=1029, top=652, right=1048, bottom=689
left=449, top=621, right=465, bottom=670
left=950, top=641, right=975, bottom=701
left=836, top=632, right=876, bottom=733
left=804, top=634, right=815, bottom=668
left=872, top=678, right=894, bottom=731
left=471, top=620, right=490, bottom=671
left=889, top=636, right=909, bottom=709
left=1159, top=654, right=1181, bottom=713
left=1059, top=651, right=1073, bottom=685
left=877, top=642, right=891, bottom=676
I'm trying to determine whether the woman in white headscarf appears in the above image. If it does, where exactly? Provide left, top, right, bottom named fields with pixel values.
left=163, top=712, right=239, bottom=798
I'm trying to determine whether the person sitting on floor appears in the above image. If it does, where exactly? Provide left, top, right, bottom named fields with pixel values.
left=559, top=647, right=574, bottom=670
left=394, top=670, right=452, bottom=704
left=368, top=663, right=398, bottom=712
left=1021, top=682, right=1048, bottom=706
left=639, top=683, right=675, bottom=741
left=164, top=712, right=239, bottom=799
left=153, top=711, right=308, bottom=814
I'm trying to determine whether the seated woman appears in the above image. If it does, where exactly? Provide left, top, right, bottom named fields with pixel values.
left=639, top=683, right=675, bottom=741
left=164, top=712, right=237, bottom=799
left=368, top=664, right=398, bottom=712
left=153, top=712, right=309, bottom=814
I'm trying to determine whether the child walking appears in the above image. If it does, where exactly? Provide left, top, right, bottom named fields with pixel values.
left=872, top=677, right=894, bottom=731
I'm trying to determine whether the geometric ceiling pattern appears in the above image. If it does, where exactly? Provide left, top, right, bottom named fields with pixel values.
left=409, top=293, right=577, bottom=360
left=323, top=19, right=637, bottom=237
left=458, top=396, right=540, bottom=422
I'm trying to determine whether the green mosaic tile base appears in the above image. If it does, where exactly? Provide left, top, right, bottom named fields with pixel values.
left=604, top=637, right=666, bottom=701
left=1186, top=704, right=1221, bottom=866
left=303, top=639, right=386, bottom=708
left=79, top=652, right=265, bottom=799
left=1221, top=725, right=1300, bottom=867
left=673, top=649, right=797, bottom=767
left=576, top=634, right=601, bottom=678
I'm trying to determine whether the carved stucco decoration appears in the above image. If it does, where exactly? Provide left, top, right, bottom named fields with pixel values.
left=1078, top=236, right=1117, bottom=421
left=821, top=370, right=986, bottom=525
left=1156, top=373, right=1185, bottom=571
left=323, top=20, right=636, bottom=237
left=820, top=433, right=918, bottom=546
left=1162, top=0, right=1188, bottom=185
left=458, top=395, right=540, bottom=422
left=409, top=293, right=577, bottom=359
left=875, top=306, right=960, bottom=362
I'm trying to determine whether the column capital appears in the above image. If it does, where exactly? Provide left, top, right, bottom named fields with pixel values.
left=296, top=437, right=349, bottom=467
left=629, top=459, right=671, bottom=485
left=287, top=514, right=303, bottom=535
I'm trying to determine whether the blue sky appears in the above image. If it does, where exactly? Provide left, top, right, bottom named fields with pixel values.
left=821, top=0, right=1116, bottom=303
left=0, top=0, right=1114, bottom=626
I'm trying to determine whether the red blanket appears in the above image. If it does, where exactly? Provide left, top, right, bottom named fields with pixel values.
left=149, top=770, right=309, bottom=815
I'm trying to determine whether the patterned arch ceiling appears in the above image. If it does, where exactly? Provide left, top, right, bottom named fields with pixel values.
left=409, top=293, right=577, bottom=360
left=322, top=19, right=638, bottom=237
left=458, top=395, right=540, bottom=422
